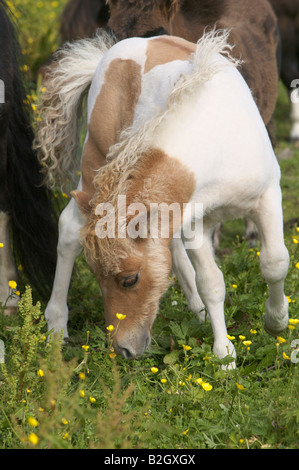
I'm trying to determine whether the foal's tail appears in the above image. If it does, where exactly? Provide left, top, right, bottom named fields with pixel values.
left=34, top=30, right=116, bottom=188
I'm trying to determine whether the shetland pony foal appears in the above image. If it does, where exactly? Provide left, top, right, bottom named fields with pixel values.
left=36, top=31, right=289, bottom=366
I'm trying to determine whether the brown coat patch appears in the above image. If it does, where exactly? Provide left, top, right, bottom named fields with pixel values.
left=144, top=35, right=196, bottom=73
left=81, top=58, right=142, bottom=195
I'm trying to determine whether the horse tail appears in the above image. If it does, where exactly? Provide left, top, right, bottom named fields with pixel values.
left=34, top=30, right=117, bottom=188
left=1, top=1, right=58, bottom=299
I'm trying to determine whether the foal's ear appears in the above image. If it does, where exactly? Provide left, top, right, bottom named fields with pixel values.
left=71, top=190, right=91, bottom=214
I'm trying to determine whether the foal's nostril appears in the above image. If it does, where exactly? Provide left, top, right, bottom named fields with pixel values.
left=120, top=347, right=136, bottom=360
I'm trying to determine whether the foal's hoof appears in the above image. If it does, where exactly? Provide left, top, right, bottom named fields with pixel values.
left=264, top=297, right=289, bottom=336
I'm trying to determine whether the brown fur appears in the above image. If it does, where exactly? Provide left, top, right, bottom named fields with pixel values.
left=270, top=0, right=299, bottom=91
left=81, top=58, right=142, bottom=194
left=144, top=35, right=196, bottom=72
left=106, top=0, right=279, bottom=127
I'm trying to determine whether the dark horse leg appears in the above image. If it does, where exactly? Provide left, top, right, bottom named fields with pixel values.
left=0, top=1, right=57, bottom=308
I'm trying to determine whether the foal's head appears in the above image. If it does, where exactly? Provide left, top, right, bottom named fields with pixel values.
left=86, top=227, right=172, bottom=358
left=106, top=0, right=180, bottom=39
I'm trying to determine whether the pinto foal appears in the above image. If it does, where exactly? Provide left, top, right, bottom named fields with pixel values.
left=35, top=31, right=289, bottom=366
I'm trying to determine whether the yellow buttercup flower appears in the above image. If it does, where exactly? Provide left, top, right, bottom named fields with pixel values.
left=283, top=352, right=290, bottom=360
left=27, top=417, right=38, bottom=428
left=232, top=284, right=238, bottom=289
left=116, top=313, right=126, bottom=320
left=80, top=390, right=85, bottom=398
left=201, top=382, right=213, bottom=391
left=243, top=340, right=252, bottom=346
left=82, top=345, right=89, bottom=351
left=236, top=382, right=245, bottom=390
left=106, top=325, right=114, bottom=332
left=8, top=280, right=17, bottom=289
left=28, top=433, right=39, bottom=446
left=161, top=378, right=167, bottom=383
left=89, top=396, right=96, bottom=403
left=37, top=369, right=44, bottom=377
left=289, top=319, right=299, bottom=325
left=0, top=243, right=3, bottom=248
left=226, top=334, right=235, bottom=341
left=239, top=335, right=246, bottom=340
left=151, top=367, right=158, bottom=373
left=182, top=344, right=192, bottom=351
left=78, top=372, right=86, bottom=380
left=276, top=336, right=286, bottom=344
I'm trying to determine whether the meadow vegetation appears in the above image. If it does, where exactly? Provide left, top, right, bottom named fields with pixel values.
left=0, top=0, right=298, bottom=449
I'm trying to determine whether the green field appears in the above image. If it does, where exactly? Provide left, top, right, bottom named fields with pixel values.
left=0, top=0, right=298, bottom=449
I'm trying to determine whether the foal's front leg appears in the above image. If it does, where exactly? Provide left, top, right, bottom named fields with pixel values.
left=170, top=238, right=206, bottom=321
left=186, top=227, right=236, bottom=368
left=45, top=197, right=85, bottom=339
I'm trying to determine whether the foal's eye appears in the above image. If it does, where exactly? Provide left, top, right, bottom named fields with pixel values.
left=122, top=273, right=140, bottom=288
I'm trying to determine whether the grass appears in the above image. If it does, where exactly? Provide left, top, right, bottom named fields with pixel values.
left=0, top=0, right=298, bottom=450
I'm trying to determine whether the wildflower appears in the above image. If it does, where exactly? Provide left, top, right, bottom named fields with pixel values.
left=37, top=369, right=44, bottom=377
left=292, top=237, right=299, bottom=244
left=18, top=264, right=24, bottom=271
left=27, top=417, right=38, bottom=428
left=182, top=344, right=192, bottom=351
left=283, top=352, right=290, bottom=360
left=256, top=251, right=260, bottom=256
left=62, top=193, right=68, bottom=199
left=80, top=390, right=85, bottom=398
left=288, top=325, right=295, bottom=330
left=203, top=356, right=211, bottom=361
left=183, top=429, right=189, bottom=435
left=28, top=433, right=39, bottom=446
left=62, top=433, right=69, bottom=440
left=0, top=243, right=3, bottom=248
left=232, top=284, right=238, bottom=289
left=151, top=367, right=158, bottom=373
left=286, top=296, right=292, bottom=303
left=250, top=329, right=257, bottom=334
left=8, top=280, right=17, bottom=289
left=276, top=336, right=286, bottom=344
left=161, top=378, right=167, bottom=383
left=236, top=382, right=245, bottom=390
left=289, top=318, right=299, bottom=325
left=107, top=325, right=114, bottom=332
left=297, top=227, right=299, bottom=233
left=239, top=439, right=245, bottom=444
left=243, top=340, right=252, bottom=346
left=41, top=87, right=46, bottom=93
left=82, top=344, right=89, bottom=352
left=89, top=396, right=96, bottom=403
left=196, top=378, right=203, bottom=385
left=78, top=372, right=86, bottom=380
left=179, top=381, right=185, bottom=386
left=116, top=313, right=126, bottom=320
left=296, top=262, right=299, bottom=269
left=109, top=352, right=117, bottom=358
left=226, top=334, right=235, bottom=341
left=38, top=408, right=44, bottom=412
left=26, top=388, right=31, bottom=394
left=51, top=1, right=59, bottom=7
left=239, top=335, right=246, bottom=340
left=201, top=382, right=213, bottom=391
left=61, top=418, right=69, bottom=425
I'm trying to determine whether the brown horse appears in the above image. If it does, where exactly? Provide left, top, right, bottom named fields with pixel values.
left=106, top=0, right=280, bottom=133
left=270, top=0, right=299, bottom=140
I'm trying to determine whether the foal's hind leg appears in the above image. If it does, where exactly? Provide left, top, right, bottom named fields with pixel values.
left=170, top=238, right=206, bottom=322
left=45, top=196, right=85, bottom=339
left=250, top=184, right=289, bottom=335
